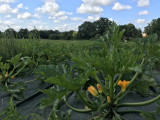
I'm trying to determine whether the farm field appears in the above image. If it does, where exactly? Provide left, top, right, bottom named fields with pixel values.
left=0, top=26, right=160, bottom=120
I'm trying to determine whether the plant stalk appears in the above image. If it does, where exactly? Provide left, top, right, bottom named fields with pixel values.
left=114, top=73, right=123, bottom=88
left=118, top=94, right=160, bottom=107
left=77, top=91, right=96, bottom=110
left=64, top=98, right=92, bottom=113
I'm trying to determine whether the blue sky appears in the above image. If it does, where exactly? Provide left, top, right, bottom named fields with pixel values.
left=0, top=0, right=159, bottom=32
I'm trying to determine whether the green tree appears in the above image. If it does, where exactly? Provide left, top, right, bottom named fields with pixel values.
left=4, top=28, right=17, bottom=38
left=94, top=17, right=114, bottom=36
left=77, top=21, right=96, bottom=39
left=72, top=31, right=78, bottom=39
left=77, top=17, right=114, bottom=39
left=0, top=31, right=2, bottom=38
left=60, top=30, right=73, bottom=40
left=49, top=33, right=59, bottom=40
left=18, top=28, right=29, bottom=39
left=119, top=23, right=142, bottom=40
left=144, top=18, right=160, bottom=39
left=29, top=28, right=40, bottom=39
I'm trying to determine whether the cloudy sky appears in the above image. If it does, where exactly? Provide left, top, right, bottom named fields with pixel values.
left=0, top=0, right=159, bottom=32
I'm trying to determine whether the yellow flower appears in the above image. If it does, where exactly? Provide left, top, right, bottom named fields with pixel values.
left=85, top=105, right=89, bottom=109
left=11, top=75, right=15, bottom=79
left=97, top=84, right=102, bottom=93
left=107, top=96, right=111, bottom=103
left=88, top=85, right=98, bottom=97
left=0, top=75, right=2, bottom=79
left=118, top=80, right=130, bottom=93
left=62, top=54, right=65, bottom=57
left=5, top=72, right=8, bottom=77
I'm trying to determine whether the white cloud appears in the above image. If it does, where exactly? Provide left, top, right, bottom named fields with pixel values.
left=135, top=19, right=146, bottom=24
left=27, top=25, right=50, bottom=31
left=137, top=0, right=150, bottom=7
left=33, top=14, right=41, bottom=19
left=58, top=16, right=68, bottom=20
left=55, top=11, right=66, bottom=17
left=0, top=0, right=15, bottom=3
left=77, top=4, right=103, bottom=14
left=0, top=4, right=12, bottom=13
left=77, top=0, right=115, bottom=14
left=27, top=20, right=50, bottom=30
left=53, top=20, right=60, bottom=23
left=54, top=24, right=79, bottom=31
left=5, top=15, right=11, bottom=18
left=109, top=18, right=113, bottom=21
left=12, top=25, right=21, bottom=31
left=0, top=19, right=2, bottom=24
left=66, top=12, right=73, bottom=15
left=0, top=19, right=14, bottom=26
left=70, top=17, right=84, bottom=21
left=48, top=16, right=56, bottom=19
left=112, top=2, right=132, bottom=11
left=70, top=15, right=100, bottom=22
left=138, top=10, right=149, bottom=15
left=36, top=0, right=70, bottom=22
left=12, top=8, right=18, bottom=14
left=0, top=4, right=19, bottom=14
left=17, top=12, right=32, bottom=19
left=35, top=0, right=59, bottom=16
left=17, top=3, right=23, bottom=9
left=82, top=0, right=115, bottom=6
left=86, top=15, right=100, bottom=21
left=4, top=20, right=14, bottom=25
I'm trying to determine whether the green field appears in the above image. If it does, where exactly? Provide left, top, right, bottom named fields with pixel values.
left=0, top=27, right=160, bottom=120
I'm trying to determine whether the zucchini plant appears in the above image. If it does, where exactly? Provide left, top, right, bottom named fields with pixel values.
left=0, top=54, right=35, bottom=99
left=37, top=25, right=160, bottom=119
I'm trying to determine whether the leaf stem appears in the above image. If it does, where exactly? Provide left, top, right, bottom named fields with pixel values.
left=64, top=98, right=92, bottom=113
left=13, top=64, right=26, bottom=77
left=77, top=91, right=96, bottom=110
left=113, top=109, right=122, bottom=120
left=24, top=79, right=37, bottom=84
left=114, top=73, right=123, bottom=88
left=117, top=109, right=143, bottom=114
left=118, top=94, right=160, bottom=107
left=110, top=77, right=114, bottom=100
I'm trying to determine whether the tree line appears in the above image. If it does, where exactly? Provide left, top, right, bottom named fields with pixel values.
left=0, top=17, right=160, bottom=40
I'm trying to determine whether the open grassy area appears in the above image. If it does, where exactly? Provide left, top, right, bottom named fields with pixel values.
left=0, top=38, right=98, bottom=62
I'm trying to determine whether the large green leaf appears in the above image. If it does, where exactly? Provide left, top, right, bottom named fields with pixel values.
left=40, top=88, right=69, bottom=109
left=45, top=72, right=88, bottom=91
left=132, top=74, right=159, bottom=96
left=34, top=64, right=64, bottom=81
left=7, top=53, right=22, bottom=66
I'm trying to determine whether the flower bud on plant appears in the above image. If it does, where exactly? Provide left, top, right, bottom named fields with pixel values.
left=107, top=96, right=111, bottom=103
left=118, top=80, right=130, bottom=93
left=88, top=85, right=98, bottom=97
left=11, top=75, right=15, bottom=79
left=97, top=84, right=102, bottom=93
left=0, top=75, right=2, bottom=79
left=85, top=105, right=89, bottom=109
left=5, top=72, right=8, bottom=77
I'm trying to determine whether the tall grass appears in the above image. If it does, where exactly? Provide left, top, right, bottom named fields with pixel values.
left=0, top=30, right=98, bottom=63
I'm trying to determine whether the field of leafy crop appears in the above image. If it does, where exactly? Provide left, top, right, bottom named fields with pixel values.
left=0, top=25, right=160, bottom=120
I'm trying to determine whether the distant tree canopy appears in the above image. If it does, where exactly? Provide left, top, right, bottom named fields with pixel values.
left=4, top=28, right=17, bottom=38
left=144, top=18, right=160, bottom=39
left=77, top=17, right=115, bottom=39
left=3, top=17, right=160, bottom=41
left=18, top=28, right=29, bottom=39
left=119, top=23, right=142, bottom=40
